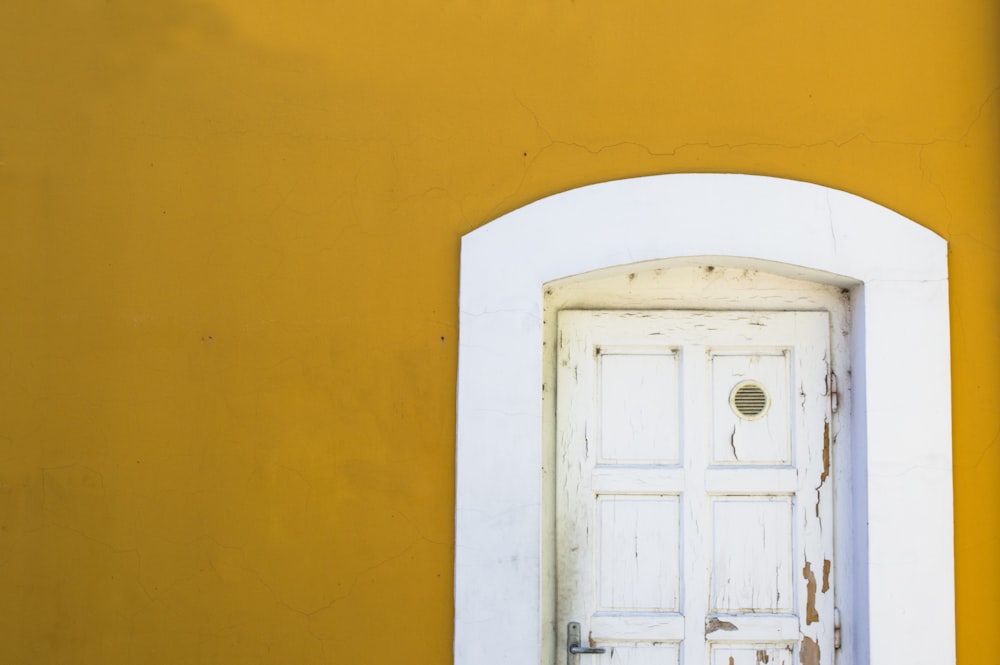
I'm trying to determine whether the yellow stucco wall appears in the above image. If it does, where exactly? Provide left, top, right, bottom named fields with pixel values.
left=0, top=1, right=996, bottom=662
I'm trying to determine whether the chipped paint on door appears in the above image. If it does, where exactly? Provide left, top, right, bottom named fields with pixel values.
left=556, top=310, right=834, bottom=665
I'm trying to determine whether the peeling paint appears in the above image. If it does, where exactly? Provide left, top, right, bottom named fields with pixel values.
left=799, top=637, right=820, bottom=665
left=820, top=421, right=830, bottom=484
left=756, top=649, right=771, bottom=664
left=802, top=561, right=819, bottom=624
left=822, top=559, right=831, bottom=593
left=729, top=657, right=736, bottom=665
left=815, top=420, right=831, bottom=518
left=705, top=617, right=738, bottom=635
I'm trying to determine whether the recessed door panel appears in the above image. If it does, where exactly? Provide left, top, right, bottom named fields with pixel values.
left=710, top=353, right=791, bottom=465
left=598, top=495, right=681, bottom=612
left=599, top=352, right=680, bottom=464
left=710, top=496, right=793, bottom=613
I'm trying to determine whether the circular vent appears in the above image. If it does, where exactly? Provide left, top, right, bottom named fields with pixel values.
left=730, top=381, right=770, bottom=420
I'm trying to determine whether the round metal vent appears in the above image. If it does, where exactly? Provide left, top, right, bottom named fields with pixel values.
left=730, top=380, right=770, bottom=420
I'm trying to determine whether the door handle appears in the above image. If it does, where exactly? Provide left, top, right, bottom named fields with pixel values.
left=567, top=622, right=606, bottom=663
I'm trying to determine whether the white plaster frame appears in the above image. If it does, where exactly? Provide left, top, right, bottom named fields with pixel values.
left=454, top=174, right=954, bottom=665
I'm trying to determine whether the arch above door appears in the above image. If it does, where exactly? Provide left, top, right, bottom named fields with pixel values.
left=455, top=174, right=954, bottom=665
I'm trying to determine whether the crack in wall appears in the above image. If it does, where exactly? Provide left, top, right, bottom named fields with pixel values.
left=498, top=86, right=1000, bottom=221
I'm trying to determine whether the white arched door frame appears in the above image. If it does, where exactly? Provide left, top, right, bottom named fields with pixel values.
left=454, top=174, right=954, bottom=665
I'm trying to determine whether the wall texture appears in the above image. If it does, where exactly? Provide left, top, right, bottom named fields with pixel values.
left=0, top=2, right=996, bottom=662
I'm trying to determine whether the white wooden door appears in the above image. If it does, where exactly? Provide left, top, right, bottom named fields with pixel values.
left=556, top=310, right=834, bottom=665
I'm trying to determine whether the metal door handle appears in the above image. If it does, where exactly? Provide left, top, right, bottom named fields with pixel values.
left=567, top=622, right=606, bottom=663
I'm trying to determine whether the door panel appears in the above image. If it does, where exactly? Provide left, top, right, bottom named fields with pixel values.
left=709, top=496, right=793, bottom=613
left=710, top=354, right=791, bottom=465
left=599, top=352, right=680, bottom=464
left=556, top=311, right=833, bottom=665
left=597, top=495, right=681, bottom=612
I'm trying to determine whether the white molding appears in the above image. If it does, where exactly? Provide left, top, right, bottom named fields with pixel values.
left=455, top=174, right=954, bottom=665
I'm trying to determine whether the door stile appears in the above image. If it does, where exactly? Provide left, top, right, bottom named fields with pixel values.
left=555, top=320, right=593, bottom=665
left=790, top=321, right=836, bottom=665
left=680, top=345, right=709, bottom=665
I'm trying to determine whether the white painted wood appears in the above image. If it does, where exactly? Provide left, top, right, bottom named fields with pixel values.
left=543, top=267, right=853, bottom=665
left=599, top=352, right=680, bottom=464
left=702, top=469, right=798, bottom=494
left=594, top=644, right=680, bottom=665
left=557, top=310, right=832, bottom=665
left=710, top=644, right=793, bottom=665
left=680, top=339, right=711, bottom=665
left=454, top=174, right=954, bottom=665
left=589, top=615, right=685, bottom=641
left=591, top=467, right=686, bottom=493
left=598, top=496, right=681, bottom=611
left=710, top=353, right=790, bottom=465
left=703, top=616, right=801, bottom=642
left=710, top=497, right=793, bottom=613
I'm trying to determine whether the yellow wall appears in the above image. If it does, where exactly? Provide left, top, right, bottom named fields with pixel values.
left=1, top=1, right=996, bottom=662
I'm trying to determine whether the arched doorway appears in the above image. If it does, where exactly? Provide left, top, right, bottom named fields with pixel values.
left=454, top=174, right=954, bottom=665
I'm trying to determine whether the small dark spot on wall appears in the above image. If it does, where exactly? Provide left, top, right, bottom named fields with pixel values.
left=440, top=335, right=445, bottom=341
left=201, top=335, right=213, bottom=342
left=628, top=272, right=636, bottom=281
left=523, top=151, right=528, bottom=156
left=705, top=265, right=715, bottom=273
